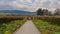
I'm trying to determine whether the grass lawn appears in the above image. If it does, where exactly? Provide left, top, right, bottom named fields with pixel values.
left=33, top=20, right=60, bottom=34
left=0, top=20, right=26, bottom=34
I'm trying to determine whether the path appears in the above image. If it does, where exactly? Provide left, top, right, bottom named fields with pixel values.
left=13, top=20, right=41, bottom=34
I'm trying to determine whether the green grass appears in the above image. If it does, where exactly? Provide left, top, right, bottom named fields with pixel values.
left=33, top=20, right=60, bottom=34
left=0, top=20, right=26, bottom=34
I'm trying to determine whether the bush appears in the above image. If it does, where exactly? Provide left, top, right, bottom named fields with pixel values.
left=34, top=16, right=60, bottom=25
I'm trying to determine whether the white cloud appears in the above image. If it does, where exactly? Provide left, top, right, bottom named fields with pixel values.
left=0, top=0, right=60, bottom=12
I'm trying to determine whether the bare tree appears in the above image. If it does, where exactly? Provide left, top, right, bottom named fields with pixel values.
left=54, top=8, right=60, bottom=16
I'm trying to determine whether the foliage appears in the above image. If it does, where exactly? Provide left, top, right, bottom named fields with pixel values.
left=36, top=8, right=51, bottom=16
left=0, top=19, right=26, bottom=34
left=5, top=30, right=12, bottom=34
left=33, top=20, right=60, bottom=34
left=36, top=8, right=44, bottom=16
left=34, top=16, right=60, bottom=25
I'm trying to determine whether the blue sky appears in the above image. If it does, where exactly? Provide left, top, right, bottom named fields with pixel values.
left=0, top=0, right=60, bottom=12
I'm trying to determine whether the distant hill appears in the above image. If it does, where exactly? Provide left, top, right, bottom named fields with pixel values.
left=0, top=10, right=36, bottom=15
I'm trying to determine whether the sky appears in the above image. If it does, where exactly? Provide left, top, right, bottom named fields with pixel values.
left=0, top=0, right=60, bottom=12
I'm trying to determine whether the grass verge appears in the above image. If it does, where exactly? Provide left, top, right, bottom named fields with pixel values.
left=33, top=20, right=60, bottom=34
left=0, top=20, right=26, bottom=34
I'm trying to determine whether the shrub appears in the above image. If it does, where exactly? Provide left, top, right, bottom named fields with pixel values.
left=34, top=16, right=60, bottom=25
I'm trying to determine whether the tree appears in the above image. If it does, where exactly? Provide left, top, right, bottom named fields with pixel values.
left=36, top=8, right=43, bottom=16
left=42, top=9, right=49, bottom=16
left=48, top=11, right=52, bottom=16
left=54, top=8, right=60, bottom=16
left=36, top=8, right=52, bottom=16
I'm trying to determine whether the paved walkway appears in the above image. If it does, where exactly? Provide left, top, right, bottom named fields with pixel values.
left=13, top=20, right=41, bottom=34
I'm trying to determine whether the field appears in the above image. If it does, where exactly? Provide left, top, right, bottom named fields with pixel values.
left=33, top=16, right=60, bottom=34
left=0, top=17, right=26, bottom=34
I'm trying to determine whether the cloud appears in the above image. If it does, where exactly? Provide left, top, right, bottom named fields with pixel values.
left=0, top=0, right=60, bottom=12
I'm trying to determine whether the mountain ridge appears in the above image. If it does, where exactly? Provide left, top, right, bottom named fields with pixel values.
left=0, top=10, right=36, bottom=15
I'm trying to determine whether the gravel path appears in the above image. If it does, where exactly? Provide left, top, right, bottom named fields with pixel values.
left=13, top=20, right=41, bottom=34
